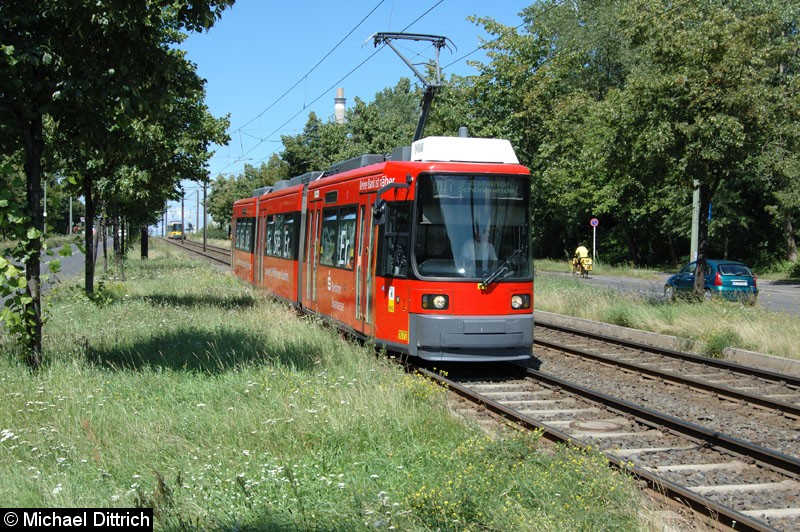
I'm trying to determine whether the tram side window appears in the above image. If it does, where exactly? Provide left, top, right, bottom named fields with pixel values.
left=320, top=210, right=337, bottom=266
left=320, top=207, right=356, bottom=269
left=284, top=214, right=299, bottom=259
left=282, top=215, right=294, bottom=258
left=264, top=214, right=299, bottom=259
left=337, top=208, right=356, bottom=268
left=235, top=217, right=255, bottom=253
left=378, top=202, right=411, bottom=278
left=265, top=217, right=274, bottom=255
left=272, top=216, right=283, bottom=257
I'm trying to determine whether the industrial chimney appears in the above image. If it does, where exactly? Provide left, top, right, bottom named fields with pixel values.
left=334, top=87, right=346, bottom=124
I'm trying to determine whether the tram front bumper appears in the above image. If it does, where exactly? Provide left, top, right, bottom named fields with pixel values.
left=409, top=314, right=533, bottom=362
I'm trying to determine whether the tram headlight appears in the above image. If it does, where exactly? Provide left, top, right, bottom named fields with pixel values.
left=511, top=294, right=531, bottom=309
left=422, top=294, right=449, bottom=310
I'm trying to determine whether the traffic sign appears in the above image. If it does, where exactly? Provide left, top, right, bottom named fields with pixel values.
left=590, top=218, right=599, bottom=227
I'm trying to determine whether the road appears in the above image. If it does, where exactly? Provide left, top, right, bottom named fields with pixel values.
left=543, top=271, right=800, bottom=315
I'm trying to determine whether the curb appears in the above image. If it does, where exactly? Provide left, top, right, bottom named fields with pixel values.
left=534, top=310, right=800, bottom=378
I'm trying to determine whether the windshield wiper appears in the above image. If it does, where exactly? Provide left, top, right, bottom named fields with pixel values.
left=478, top=248, right=525, bottom=290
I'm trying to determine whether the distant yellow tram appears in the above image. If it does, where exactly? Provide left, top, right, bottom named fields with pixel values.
left=167, top=222, right=184, bottom=239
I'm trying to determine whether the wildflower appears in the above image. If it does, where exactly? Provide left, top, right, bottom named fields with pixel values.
left=52, top=484, right=63, bottom=496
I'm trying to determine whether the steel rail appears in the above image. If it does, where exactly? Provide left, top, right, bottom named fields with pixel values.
left=535, top=337, right=800, bottom=419
left=536, top=321, right=800, bottom=389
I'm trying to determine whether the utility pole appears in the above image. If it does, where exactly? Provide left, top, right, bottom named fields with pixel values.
left=690, top=179, right=700, bottom=261
left=43, top=179, right=47, bottom=236
left=203, top=180, right=208, bottom=251
left=181, top=189, right=185, bottom=240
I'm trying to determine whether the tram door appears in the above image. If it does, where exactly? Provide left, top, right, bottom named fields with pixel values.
left=306, top=208, right=320, bottom=308
left=355, top=199, right=375, bottom=335
left=256, top=209, right=265, bottom=285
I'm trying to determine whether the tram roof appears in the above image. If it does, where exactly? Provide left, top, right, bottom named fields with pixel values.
left=410, top=136, right=519, bottom=165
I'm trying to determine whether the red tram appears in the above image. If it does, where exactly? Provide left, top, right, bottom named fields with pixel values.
left=232, top=135, right=533, bottom=362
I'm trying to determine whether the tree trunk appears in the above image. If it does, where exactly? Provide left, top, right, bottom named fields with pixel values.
left=118, top=216, right=126, bottom=281
left=101, top=217, right=108, bottom=274
left=693, top=183, right=711, bottom=298
left=83, top=179, right=95, bottom=295
left=141, top=225, right=149, bottom=259
left=784, top=215, right=798, bottom=263
left=22, top=114, right=44, bottom=369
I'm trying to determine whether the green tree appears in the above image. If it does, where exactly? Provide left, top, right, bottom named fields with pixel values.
left=615, top=0, right=797, bottom=290
left=466, top=0, right=798, bottom=280
left=0, top=0, right=234, bottom=368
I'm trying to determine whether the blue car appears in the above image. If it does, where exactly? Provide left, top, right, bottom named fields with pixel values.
left=664, top=259, right=758, bottom=305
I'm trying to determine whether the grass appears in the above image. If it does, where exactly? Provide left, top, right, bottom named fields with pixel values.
left=184, top=233, right=229, bottom=249
left=536, top=258, right=669, bottom=281
left=533, top=273, right=800, bottom=361
left=536, top=256, right=800, bottom=282
left=0, top=242, right=649, bottom=531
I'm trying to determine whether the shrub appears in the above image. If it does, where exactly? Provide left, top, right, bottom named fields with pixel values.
left=603, top=305, right=635, bottom=328
left=702, top=328, right=743, bottom=358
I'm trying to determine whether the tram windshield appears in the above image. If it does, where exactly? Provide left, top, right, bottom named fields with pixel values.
left=413, top=174, right=531, bottom=279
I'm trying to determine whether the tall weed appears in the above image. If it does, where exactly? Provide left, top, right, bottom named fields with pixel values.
left=535, top=274, right=798, bottom=360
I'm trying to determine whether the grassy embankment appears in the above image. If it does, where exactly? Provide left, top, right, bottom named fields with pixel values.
left=535, top=259, right=799, bottom=360
left=0, top=242, right=650, bottom=531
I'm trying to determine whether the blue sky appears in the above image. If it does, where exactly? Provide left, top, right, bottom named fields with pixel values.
left=180, top=0, right=532, bottom=183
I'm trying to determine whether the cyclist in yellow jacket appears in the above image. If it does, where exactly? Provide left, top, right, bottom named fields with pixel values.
left=572, top=243, right=590, bottom=274
left=574, top=243, right=589, bottom=260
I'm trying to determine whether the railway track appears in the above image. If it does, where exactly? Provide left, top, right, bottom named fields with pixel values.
left=533, top=324, right=800, bottom=460
left=161, top=237, right=231, bottom=266
left=416, top=323, right=800, bottom=531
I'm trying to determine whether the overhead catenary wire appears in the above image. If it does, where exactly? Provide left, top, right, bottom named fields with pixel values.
left=231, top=0, right=388, bottom=136
left=228, top=49, right=384, bottom=169
left=219, top=0, right=694, bottom=175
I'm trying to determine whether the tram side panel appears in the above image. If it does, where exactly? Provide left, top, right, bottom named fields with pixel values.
left=257, top=187, right=304, bottom=305
left=232, top=198, right=256, bottom=284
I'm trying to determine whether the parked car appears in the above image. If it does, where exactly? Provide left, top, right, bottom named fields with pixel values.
left=664, top=259, right=758, bottom=304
